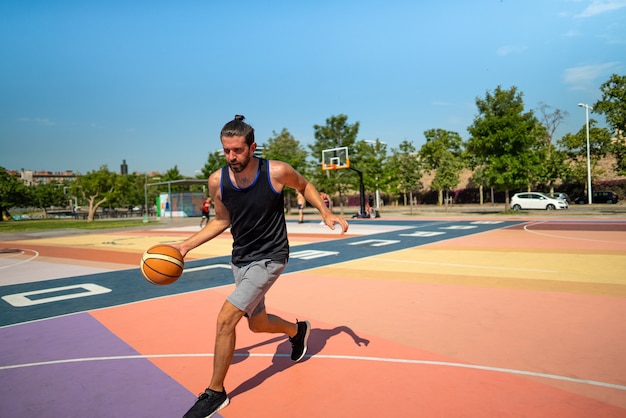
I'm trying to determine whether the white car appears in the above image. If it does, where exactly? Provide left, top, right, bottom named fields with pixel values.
left=510, top=192, right=568, bottom=211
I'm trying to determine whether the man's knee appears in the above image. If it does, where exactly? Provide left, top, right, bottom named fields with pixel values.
left=216, top=302, right=244, bottom=333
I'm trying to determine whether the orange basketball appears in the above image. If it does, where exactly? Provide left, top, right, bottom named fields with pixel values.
left=140, top=244, right=184, bottom=285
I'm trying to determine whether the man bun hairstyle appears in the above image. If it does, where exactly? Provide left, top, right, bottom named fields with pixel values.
left=221, top=114, right=255, bottom=145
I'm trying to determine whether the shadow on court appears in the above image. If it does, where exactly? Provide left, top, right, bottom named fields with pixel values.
left=229, top=326, right=370, bottom=398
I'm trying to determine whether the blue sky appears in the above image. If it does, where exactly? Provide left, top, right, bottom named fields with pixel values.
left=1, top=0, right=625, bottom=177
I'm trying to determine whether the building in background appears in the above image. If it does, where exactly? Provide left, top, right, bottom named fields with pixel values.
left=17, top=170, right=78, bottom=186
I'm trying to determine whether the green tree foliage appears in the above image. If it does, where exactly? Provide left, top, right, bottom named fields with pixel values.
left=309, top=115, right=360, bottom=210
left=72, top=166, right=119, bottom=222
left=558, top=119, right=613, bottom=184
left=466, top=85, right=544, bottom=207
left=310, top=114, right=360, bottom=153
left=536, top=103, right=570, bottom=193
left=261, top=128, right=309, bottom=206
left=351, top=139, right=388, bottom=204
left=162, top=165, right=186, bottom=192
left=0, top=167, right=30, bottom=221
left=263, top=128, right=308, bottom=174
left=594, top=74, right=626, bottom=135
left=593, top=73, right=626, bottom=174
left=200, top=150, right=226, bottom=178
left=107, top=174, right=138, bottom=209
left=419, top=129, right=465, bottom=205
left=559, top=119, right=613, bottom=159
left=612, top=139, right=626, bottom=176
left=541, top=149, right=570, bottom=192
left=31, top=181, right=68, bottom=214
left=163, top=166, right=184, bottom=181
left=388, top=140, right=422, bottom=210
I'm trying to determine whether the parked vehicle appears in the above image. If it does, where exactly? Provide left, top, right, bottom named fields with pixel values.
left=574, top=191, right=619, bottom=204
left=510, top=192, right=568, bottom=211
left=551, top=192, right=571, bottom=204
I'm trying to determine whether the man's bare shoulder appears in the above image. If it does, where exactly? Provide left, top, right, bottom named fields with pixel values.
left=208, top=168, right=223, bottom=186
left=267, top=160, right=294, bottom=176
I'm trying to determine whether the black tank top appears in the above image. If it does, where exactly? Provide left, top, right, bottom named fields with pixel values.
left=220, top=158, right=289, bottom=266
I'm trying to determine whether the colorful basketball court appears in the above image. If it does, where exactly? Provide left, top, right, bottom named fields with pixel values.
left=1, top=215, right=625, bottom=417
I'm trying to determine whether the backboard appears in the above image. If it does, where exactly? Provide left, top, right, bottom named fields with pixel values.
left=321, top=146, right=350, bottom=171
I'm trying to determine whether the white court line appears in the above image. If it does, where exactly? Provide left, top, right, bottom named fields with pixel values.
left=0, top=249, right=39, bottom=270
left=2, top=353, right=624, bottom=391
left=183, top=264, right=231, bottom=273
left=374, top=258, right=556, bottom=273
left=523, top=221, right=626, bottom=245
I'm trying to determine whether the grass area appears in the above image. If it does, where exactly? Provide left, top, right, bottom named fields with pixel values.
left=0, top=218, right=158, bottom=233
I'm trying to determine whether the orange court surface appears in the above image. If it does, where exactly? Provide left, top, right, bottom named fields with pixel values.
left=1, top=214, right=625, bottom=417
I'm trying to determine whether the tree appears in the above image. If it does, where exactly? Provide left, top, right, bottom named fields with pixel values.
left=0, top=167, right=30, bottom=221
left=536, top=103, right=570, bottom=195
left=262, top=128, right=309, bottom=207
left=419, top=129, right=465, bottom=205
left=467, top=165, right=490, bottom=205
left=594, top=74, right=626, bottom=135
left=309, top=115, right=360, bottom=212
left=162, top=165, right=186, bottom=192
left=31, top=181, right=68, bottom=215
left=107, top=174, right=138, bottom=209
left=558, top=119, right=613, bottom=185
left=611, top=138, right=626, bottom=176
left=72, top=166, right=119, bottom=222
left=540, top=148, right=570, bottom=194
left=466, top=86, right=544, bottom=209
left=263, top=128, right=308, bottom=174
left=351, top=139, right=388, bottom=207
left=593, top=73, right=626, bottom=174
left=200, top=150, right=226, bottom=179
left=388, top=140, right=422, bottom=212
left=163, top=166, right=184, bottom=181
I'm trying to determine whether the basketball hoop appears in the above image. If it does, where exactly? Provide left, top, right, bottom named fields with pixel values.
left=321, top=147, right=350, bottom=171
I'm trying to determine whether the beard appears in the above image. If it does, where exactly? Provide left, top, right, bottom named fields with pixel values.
left=228, top=154, right=251, bottom=173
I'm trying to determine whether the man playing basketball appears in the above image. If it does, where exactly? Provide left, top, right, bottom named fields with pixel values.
left=174, top=115, right=349, bottom=418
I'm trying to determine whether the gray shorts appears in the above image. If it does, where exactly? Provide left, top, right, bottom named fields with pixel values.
left=227, top=259, right=286, bottom=318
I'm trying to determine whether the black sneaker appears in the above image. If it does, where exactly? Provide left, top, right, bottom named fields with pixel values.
left=289, top=320, right=310, bottom=361
left=183, top=388, right=229, bottom=418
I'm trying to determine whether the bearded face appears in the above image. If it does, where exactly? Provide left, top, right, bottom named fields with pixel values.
left=221, top=136, right=256, bottom=173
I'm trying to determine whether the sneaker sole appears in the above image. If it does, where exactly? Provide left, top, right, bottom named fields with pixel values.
left=204, top=397, right=229, bottom=418
left=293, top=320, right=311, bottom=362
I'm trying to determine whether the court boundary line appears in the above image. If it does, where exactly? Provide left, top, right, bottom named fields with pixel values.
left=2, top=352, right=624, bottom=391
left=523, top=221, right=626, bottom=245
left=0, top=249, right=39, bottom=270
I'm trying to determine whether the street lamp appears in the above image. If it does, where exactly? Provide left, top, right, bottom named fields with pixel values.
left=577, top=103, right=593, bottom=204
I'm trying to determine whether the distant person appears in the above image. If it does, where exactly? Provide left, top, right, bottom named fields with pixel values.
left=200, top=196, right=212, bottom=228
left=367, top=194, right=378, bottom=218
left=172, top=115, right=349, bottom=418
left=296, top=190, right=306, bottom=223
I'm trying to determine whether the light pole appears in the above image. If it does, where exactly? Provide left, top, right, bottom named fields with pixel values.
left=577, top=103, right=593, bottom=204
left=143, top=177, right=149, bottom=223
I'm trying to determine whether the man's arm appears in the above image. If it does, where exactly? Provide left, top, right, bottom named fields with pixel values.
left=172, top=170, right=231, bottom=257
left=270, top=160, right=349, bottom=233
